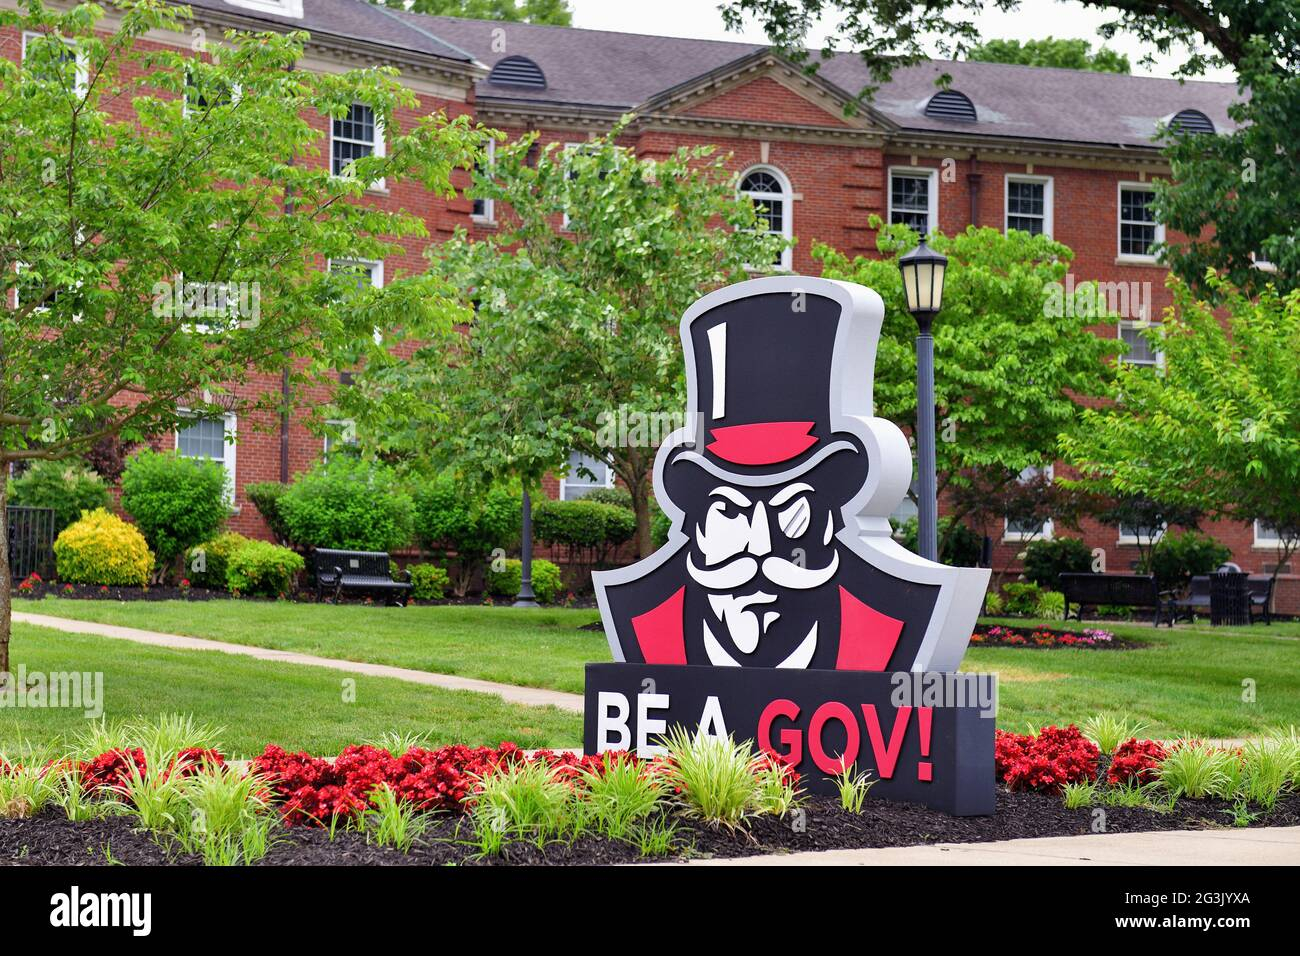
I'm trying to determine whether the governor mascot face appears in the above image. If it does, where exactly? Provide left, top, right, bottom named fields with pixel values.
left=595, top=278, right=952, bottom=675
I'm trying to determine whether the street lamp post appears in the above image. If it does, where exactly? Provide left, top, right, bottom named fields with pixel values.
left=898, top=239, right=948, bottom=563
left=513, top=488, right=539, bottom=608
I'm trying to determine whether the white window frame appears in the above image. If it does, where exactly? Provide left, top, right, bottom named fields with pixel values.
left=738, top=164, right=794, bottom=271
left=328, top=258, right=384, bottom=344
left=22, top=30, right=88, bottom=95
left=1254, top=520, right=1283, bottom=548
left=1003, top=465, right=1054, bottom=543
left=1116, top=181, right=1164, bottom=262
left=330, top=102, right=386, bottom=191
left=175, top=410, right=237, bottom=507
left=560, top=141, right=585, bottom=231
left=1004, top=173, right=1053, bottom=239
left=223, top=0, right=304, bottom=19
left=323, top=418, right=358, bottom=461
left=1117, top=521, right=1165, bottom=547
left=887, top=166, right=939, bottom=237
left=1117, top=317, right=1165, bottom=369
left=183, top=63, right=242, bottom=120
left=471, top=138, right=496, bottom=224
left=559, top=451, right=615, bottom=501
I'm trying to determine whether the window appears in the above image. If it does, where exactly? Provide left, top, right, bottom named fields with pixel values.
left=1004, top=466, right=1053, bottom=542
left=184, top=64, right=237, bottom=119
left=1005, top=175, right=1052, bottom=238
left=331, top=103, right=385, bottom=188
left=1118, top=184, right=1163, bottom=259
left=1118, top=519, right=1164, bottom=545
left=323, top=419, right=358, bottom=462
left=560, top=451, right=614, bottom=501
left=888, top=168, right=938, bottom=235
left=176, top=412, right=237, bottom=505
left=1119, top=318, right=1163, bottom=367
left=223, top=0, right=304, bottom=18
left=22, top=30, right=87, bottom=94
left=329, top=259, right=384, bottom=344
left=471, top=138, right=495, bottom=222
left=739, top=166, right=793, bottom=270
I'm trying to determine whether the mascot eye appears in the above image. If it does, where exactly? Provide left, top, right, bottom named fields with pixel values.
left=776, top=496, right=810, bottom=539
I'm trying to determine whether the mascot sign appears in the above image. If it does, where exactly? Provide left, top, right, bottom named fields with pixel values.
left=587, top=276, right=995, bottom=815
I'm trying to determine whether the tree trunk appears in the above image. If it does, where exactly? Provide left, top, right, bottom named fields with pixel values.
left=0, top=476, right=11, bottom=682
left=631, top=474, right=653, bottom=559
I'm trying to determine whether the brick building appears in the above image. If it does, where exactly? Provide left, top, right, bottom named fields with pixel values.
left=8, top=1, right=1292, bottom=607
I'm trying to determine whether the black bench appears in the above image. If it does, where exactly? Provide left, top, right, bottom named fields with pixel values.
left=1247, top=575, right=1275, bottom=625
left=1171, top=575, right=1212, bottom=622
left=311, top=549, right=412, bottom=606
left=1058, top=572, right=1173, bottom=626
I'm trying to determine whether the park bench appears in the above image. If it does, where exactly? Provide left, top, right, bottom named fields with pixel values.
left=1247, top=575, right=1275, bottom=625
left=1058, top=572, right=1173, bottom=626
left=311, top=548, right=412, bottom=606
left=1168, top=572, right=1275, bottom=626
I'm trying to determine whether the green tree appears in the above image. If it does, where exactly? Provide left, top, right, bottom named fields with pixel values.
left=967, top=37, right=1130, bottom=73
left=369, top=0, right=571, bottom=24
left=722, top=1, right=1298, bottom=296
left=0, top=1, right=480, bottom=675
left=343, top=123, right=782, bottom=558
left=817, top=220, right=1119, bottom=553
left=1061, top=273, right=1300, bottom=588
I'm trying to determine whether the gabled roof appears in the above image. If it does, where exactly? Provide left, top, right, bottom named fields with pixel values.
left=402, top=11, right=1240, bottom=151
left=183, top=0, right=476, bottom=64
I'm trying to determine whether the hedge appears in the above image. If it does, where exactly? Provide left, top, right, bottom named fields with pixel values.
left=277, top=458, right=413, bottom=553
left=53, top=508, right=153, bottom=586
left=486, top=558, right=563, bottom=604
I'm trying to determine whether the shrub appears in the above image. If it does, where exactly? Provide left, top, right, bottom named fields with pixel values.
left=277, top=458, right=413, bottom=553
left=651, top=500, right=670, bottom=550
left=1156, top=742, right=1232, bottom=799
left=407, top=563, right=450, bottom=601
left=659, top=727, right=762, bottom=830
left=995, top=725, right=1100, bottom=794
left=245, top=482, right=292, bottom=544
left=1022, top=536, right=1093, bottom=588
left=226, top=540, right=304, bottom=597
left=412, top=474, right=520, bottom=597
left=894, top=516, right=982, bottom=566
left=1107, top=738, right=1167, bottom=787
left=532, top=498, right=636, bottom=580
left=1035, top=590, right=1065, bottom=620
left=9, top=460, right=111, bottom=532
left=1083, top=712, right=1152, bottom=755
left=486, top=558, right=562, bottom=604
left=53, top=508, right=152, bottom=586
left=120, top=451, right=228, bottom=572
left=1143, top=530, right=1232, bottom=590
left=581, top=486, right=633, bottom=511
left=1000, top=581, right=1043, bottom=616
left=184, top=531, right=252, bottom=590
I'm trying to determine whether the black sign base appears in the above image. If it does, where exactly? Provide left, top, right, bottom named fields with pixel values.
left=584, top=663, right=996, bottom=816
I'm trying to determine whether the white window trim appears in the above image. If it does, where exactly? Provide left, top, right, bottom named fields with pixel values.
left=1254, top=520, right=1283, bottom=548
left=328, top=258, right=384, bottom=344
left=323, top=418, right=357, bottom=460
left=887, top=166, right=939, bottom=237
left=183, top=64, right=242, bottom=120
left=1117, top=523, right=1166, bottom=546
left=175, top=410, right=237, bottom=507
left=330, top=103, right=386, bottom=192
left=1117, top=317, right=1165, bottom=369
left=1002, top=465, right=1054, bottom=543
left=224, top=0, right=303, bottom=17
left=1116, top=181, right=1165, bottom=263
left=471, top=138, right=496, bottom=224
left=1004, top=173, right=1054, bottom=239
left=559, top=452, right=615, bottom=501
left=22, top=30, right=89, bottom=95
left=738, top=164, right=794, bottom=271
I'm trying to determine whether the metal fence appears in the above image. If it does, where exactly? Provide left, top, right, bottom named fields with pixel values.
left=6, top=506, right=56, bottom=581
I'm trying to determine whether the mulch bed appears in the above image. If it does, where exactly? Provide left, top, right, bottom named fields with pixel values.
left=5, top=791, right=1296, bottom=867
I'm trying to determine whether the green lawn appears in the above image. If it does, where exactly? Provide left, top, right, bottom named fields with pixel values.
left=15, top=598, right=1300, bottom=739
left=0, top=622, right=582, bottom=758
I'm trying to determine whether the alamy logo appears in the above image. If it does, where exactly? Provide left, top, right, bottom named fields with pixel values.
left=49, top=886, right=152, bottom=936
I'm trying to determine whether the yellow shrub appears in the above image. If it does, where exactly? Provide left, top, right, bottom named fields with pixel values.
left=54, top=508, right=153, bottom=586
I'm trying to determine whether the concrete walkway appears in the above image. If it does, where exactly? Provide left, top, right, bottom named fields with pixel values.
left=676, top=826, right=1300, bottom=866
left=13, top=610, right=584, bottom=714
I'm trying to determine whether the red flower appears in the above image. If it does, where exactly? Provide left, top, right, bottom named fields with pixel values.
left=1107, top=738, right=1167, bottom=786
left=996, top=725, right=1099, bottom=795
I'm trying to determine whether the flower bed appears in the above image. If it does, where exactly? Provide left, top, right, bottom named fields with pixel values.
left=971, top=624, right=1140, bottom=649
left=3, top=720, right=1297, bottom=866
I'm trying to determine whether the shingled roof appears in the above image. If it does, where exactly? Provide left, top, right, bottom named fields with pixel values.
left=184, top=0, right=475, bottom=64
left=401, top=12, right=1240, bottom=151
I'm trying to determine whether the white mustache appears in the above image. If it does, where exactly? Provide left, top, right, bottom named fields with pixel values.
left=686, top=550, right=839, bottom=591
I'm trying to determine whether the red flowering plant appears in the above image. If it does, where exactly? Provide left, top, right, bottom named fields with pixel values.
left=80, top=748, right=149, bottom=795
left=16, top=572, right=40, bottom=592
left=1107, top=738, right=1168, bottom=786
left=995, top=725, right=1100, bottom=794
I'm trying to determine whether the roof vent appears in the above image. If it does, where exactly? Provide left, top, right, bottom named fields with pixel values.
left=488, top=55, right=546, bottom=89
left=1169, top=108, right=1215, bottom=135
left=924, top=89, right=977, bottom=122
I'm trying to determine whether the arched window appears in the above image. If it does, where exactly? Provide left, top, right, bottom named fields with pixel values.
left=739, top=166, right=793, bottom=270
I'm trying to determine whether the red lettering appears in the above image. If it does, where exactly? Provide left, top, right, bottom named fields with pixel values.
left=861, top=704, right=912, bottom=779
left=757, top=698, right=802, bottom=766
left=809, top=701, right=860, bottom=774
